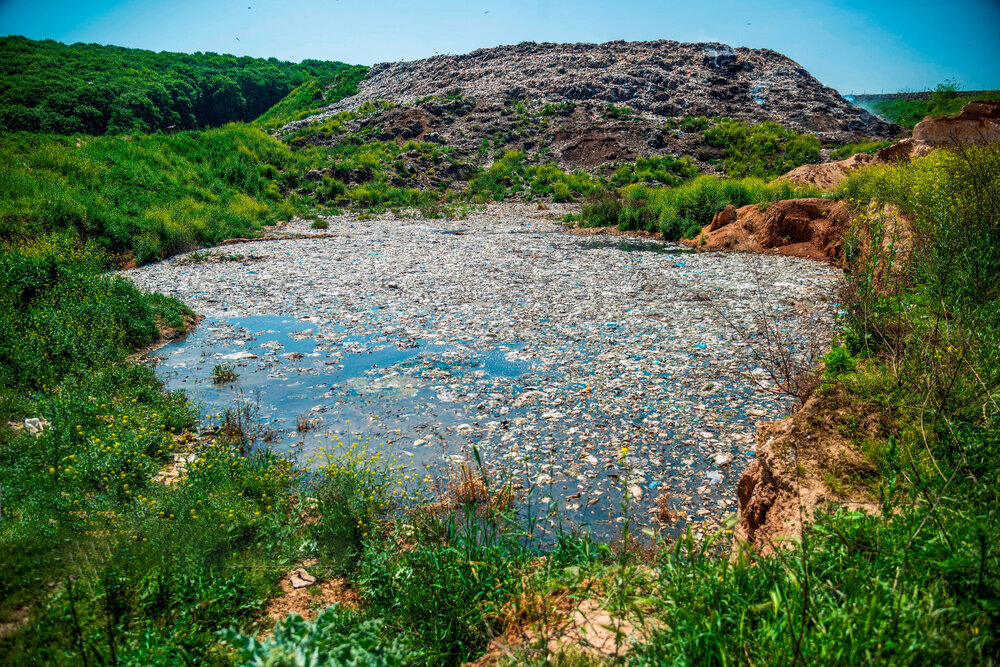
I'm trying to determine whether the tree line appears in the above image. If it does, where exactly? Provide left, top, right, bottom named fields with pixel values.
left=0, top=35, right=367, bottom=134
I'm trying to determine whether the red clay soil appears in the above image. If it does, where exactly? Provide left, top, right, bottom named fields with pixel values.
left=778, top=99, right=1000, bottom=192
left=734, top=390, right=884, bottom=555
left=686, top=198, right=851, bottom=262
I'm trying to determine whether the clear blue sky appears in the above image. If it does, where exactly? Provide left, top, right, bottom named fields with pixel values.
left=1, top=0, right=997, bottom=93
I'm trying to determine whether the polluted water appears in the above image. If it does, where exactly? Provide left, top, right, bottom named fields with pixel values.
left=131, top=203, right=842, bottom=539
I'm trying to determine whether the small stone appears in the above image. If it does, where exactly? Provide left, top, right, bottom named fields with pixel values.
left=289, top=568, right=316, bottom=589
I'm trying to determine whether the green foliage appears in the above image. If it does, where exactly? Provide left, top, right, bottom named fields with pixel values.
left=212, top=363, right=239, bottom=384
left=865, top=87, right=1000, bottom=130
left=0, top=35, right=363, bottom=134
left=0, top=125, right=305, bottom=262
left=829, top=140, right=893, bottom=161
left=0, top=234, right=310, bottom=663
left=540, top=101, right=574, bottom=116
left=468, top=150, right=601, bottom=203
left=823, top=346, right=856, bottom=377
left=703, top=119, right=821, bottom=178
left=0, top=237, right=190, bottom=391
left=255, top=67, right=369, bottom=128
left=603, top=104, right=633, bottom=119
left=607, top=155, right=699, bottom=188
left=221, top=605, right=408, bottom=666
left=632, top=503, right=998, bottom=664
left=284, top=100, right=394, bottom=142
left=579, top=176, right=818, bottom=239
left=665, top=116, right=711, bottom=132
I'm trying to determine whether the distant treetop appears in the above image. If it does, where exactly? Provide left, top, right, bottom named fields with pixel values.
left=0, top=35, right=368, bottom=134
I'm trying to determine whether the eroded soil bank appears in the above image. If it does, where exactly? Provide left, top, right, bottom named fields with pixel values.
left=126, top=203, right=841, bottom=538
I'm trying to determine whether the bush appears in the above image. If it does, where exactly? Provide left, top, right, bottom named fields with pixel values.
left=703, top=119, right=821, bottom=178
left=221, top=605, right=408, bottom=666
left=608, top=155, right=699, bottom=188
left=579, top=176, right=819, bottom=240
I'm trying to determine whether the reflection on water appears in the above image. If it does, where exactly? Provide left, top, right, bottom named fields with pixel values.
left=576, top=238, right=694, bottom=254
left=152, top=314, right=744, bottom=540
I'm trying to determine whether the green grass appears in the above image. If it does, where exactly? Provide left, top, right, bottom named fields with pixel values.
left=0, top=126, right=308, bottom=264
left=703, top=119, right=821, bottom=178
left=255, top=68, right=369, bottom=129
left=575, top=175, right=820, bottom=239
left=867, top=90, right=1000, bottom=130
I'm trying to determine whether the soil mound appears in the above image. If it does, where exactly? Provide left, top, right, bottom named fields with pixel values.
left=735, top=390, right=882, bottom=554
left=776, top=152, right=877, bottom=190
left=689, top=198, right=850, bottom=262
left=778, top=99, right=1000, bottom=190
left=912, top=99, right=1000, bottom=145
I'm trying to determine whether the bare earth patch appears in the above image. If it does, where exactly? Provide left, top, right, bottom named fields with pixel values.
left=264, top=568, right=360, bottom=624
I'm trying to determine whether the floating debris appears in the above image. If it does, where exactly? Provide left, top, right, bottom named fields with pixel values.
left=128, top=203, right=840, bottom=538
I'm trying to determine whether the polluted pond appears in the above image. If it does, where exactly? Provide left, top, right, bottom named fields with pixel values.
left=130, top=203, right=842, bottom=540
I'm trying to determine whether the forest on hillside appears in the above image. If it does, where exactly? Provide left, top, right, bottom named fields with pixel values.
left=0, top=36, right=367, bottom=134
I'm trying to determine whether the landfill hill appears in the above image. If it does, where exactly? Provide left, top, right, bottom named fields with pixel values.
left=284, top=40, right=897, bottom=170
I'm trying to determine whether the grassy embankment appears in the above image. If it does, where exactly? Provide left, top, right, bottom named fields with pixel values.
left=0, top=125, right=337, bottom=661
left=855, top=82, right=1000, bottom=130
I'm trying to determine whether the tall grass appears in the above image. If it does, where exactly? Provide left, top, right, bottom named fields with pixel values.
left=577, top=176, right=820, bottom=239
left=0, top=126, right=305, bottom=264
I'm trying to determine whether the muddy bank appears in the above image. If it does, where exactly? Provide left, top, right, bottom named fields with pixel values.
left=126, top=203, right=841, bottom=538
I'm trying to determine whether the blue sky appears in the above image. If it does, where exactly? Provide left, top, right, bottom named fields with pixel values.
left=1, top=0, right=997, bottom=93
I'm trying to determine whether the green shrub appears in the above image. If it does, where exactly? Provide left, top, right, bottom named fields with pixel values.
left=579, top=176, right=819, bottom=239
left=221, top=605, right=408, bottom=666
left=823, top=346, right=856, bottom=377
left=608, top=154, right=699, bottom=188
left=703, top=119, right=821, bottom=178
left=604, top=104, right=633, bottom=119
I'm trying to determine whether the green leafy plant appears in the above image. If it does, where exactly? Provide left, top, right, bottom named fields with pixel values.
left=212, top=363, right=239, bottom=384
left=221, top=605, right=408, bottom=666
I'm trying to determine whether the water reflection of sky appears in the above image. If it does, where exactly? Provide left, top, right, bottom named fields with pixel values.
left=152, top=313, right=767, bottom=540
